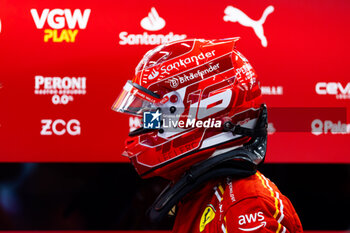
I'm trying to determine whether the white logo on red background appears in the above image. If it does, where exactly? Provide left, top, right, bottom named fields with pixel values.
left=235, top=63, right=256, bottom=87
left=166, top=63, right=220, bottom=89
left=148, top=69, right=160, bottom=80
left=41, top=119, right=81, bottom=136
left=160, top=50, right=216, bottom=75
left=223, top=5, right=274, bottom=47
left=311, top=119, right=350, bottom=135
left=226, top=178, right=236, bottom=202
left=140, top=7, right=165, bottom=31
left=0, top=19, right=2, bottom=33
left=169, top=78, right=179, bottom=88
left=268, top=122, right=276, bottom=134
left=261, top=86, right=283, bottom=95
left=119, top=7, right=187, bottom=45
left=34, top=75, right=86, bottom=105
left=31, top=9, right=91, bottom=43
left=238, top=211, right=266, bottom=231
left=315, top=82, right=350, bottom=99
left=129, top=116, right=141, bottom=132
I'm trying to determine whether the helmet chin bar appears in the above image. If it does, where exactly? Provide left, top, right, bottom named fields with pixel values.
left=147, top=104, right=268, bottom=222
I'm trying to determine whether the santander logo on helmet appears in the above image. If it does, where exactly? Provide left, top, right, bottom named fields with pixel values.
left=112, top=38, right=266, bottom=180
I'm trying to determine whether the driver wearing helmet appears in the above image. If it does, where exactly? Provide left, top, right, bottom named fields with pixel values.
left=112, top=38, right=303, bottom=232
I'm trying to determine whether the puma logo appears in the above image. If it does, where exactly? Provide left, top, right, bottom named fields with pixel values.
left=223, top=5, right=274, bottom=47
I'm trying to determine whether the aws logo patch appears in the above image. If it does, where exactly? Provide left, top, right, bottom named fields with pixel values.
left=238, top=211, right=266, bottom=231
left=199, top=205, right=216, bottom=232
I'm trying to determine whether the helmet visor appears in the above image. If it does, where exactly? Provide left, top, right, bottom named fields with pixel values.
left=112, top=80, right=160, bottom=116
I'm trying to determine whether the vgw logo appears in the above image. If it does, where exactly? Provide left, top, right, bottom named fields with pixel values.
left=31, top=9, right=91, bottom=43
left=119, top=7, right=187, bottom=45
left=143, top=110, right=162, bottom=129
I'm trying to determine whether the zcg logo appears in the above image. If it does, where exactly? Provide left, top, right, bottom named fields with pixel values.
left=41, top=119, right=81, bottom=136
left=31, top=9, right=91, bottom=43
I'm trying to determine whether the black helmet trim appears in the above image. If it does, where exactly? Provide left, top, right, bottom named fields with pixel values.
left=147, top=149, right=258, bottom=222
left=130, top=80, right=161, bottom=99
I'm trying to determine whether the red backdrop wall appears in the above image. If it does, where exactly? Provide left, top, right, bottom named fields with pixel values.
left=0, top=0, right=349, bottom=163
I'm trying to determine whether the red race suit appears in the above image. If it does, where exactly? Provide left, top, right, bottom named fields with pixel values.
left=172, top=171, right=303, bottom=233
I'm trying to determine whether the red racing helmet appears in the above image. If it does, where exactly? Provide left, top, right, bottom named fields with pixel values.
left=112, top=38, right=264, bottom=180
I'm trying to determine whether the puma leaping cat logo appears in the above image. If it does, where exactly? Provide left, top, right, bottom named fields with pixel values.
left=223, top=5, right=274, bottom=47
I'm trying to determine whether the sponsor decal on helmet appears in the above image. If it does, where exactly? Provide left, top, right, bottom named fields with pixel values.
left=40, top=119, right=81, bottom=136
left=311, top=119, right=350, bottom=135
left=167, top=63, right=220, bottom=88
left=158, top=52, right=236, bottom=90
left=178, top=63, right=220, bottom=82
left=31, top=9, right=91, bottom=43
left=119, top=7, right=187, bottom=45
left=261, top=86, right=283, bottom=95
left=199, top=205, right=216, bottom=232
left=235, top=63, right=256, bottom=86
left=160, top=50, right=216, bottom=75
left=267, top=122, right=276, bottom=134
left=34, top=75, right=86, bottom=105
left=223, top=5, right=274, bottom=47
left=315, top=82, right=350, bottom=99
left=148, top=69, right=159, bottom=80
left=169, top=78, right=179, bottom=88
